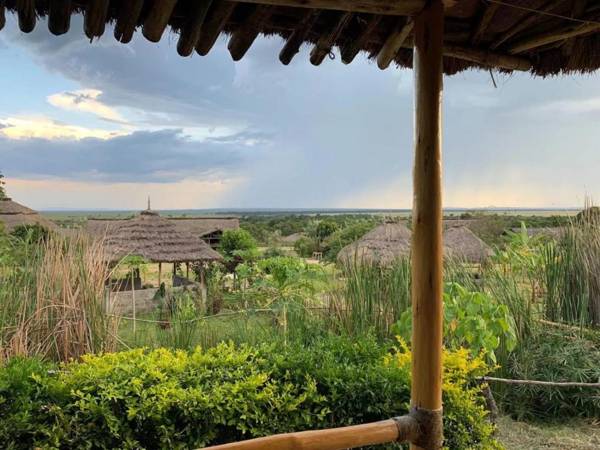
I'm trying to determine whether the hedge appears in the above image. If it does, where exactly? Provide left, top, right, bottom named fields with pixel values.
left=0, top=337, right=502, bottom=449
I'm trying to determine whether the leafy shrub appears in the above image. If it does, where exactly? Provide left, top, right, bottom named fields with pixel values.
left=293, top=236, right=319, bottom=258
left=395, top=283, right=517, bottom=364
left=497, top=329, right=600, bottom=420
left=0, top=338, right=501, bottom=449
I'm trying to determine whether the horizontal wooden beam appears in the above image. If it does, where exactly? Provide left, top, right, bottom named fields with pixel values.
left=490, top=0, right=554, bottom=50
left=228, top=5, right=273, bottom=61
left=509, top=20, right=600, bottom=54
left=229, top=0, right=425, bottom=16
left=341, top=15, right=381, bottom=64
left=48, top=0, right=72, bottom=35
left=444, top=44, right=531, bottom=71
left=17, top=0, right=36, bottom=33
left=177, top=0, right=214, bottom=56
left=84, top=0, right=109, bottom=40
left=203, top=417, right=419, bottom=450
left=279, top=10, right=319, bottom=65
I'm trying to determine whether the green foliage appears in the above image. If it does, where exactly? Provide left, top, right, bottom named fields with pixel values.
left=330, top=259, right=411, bottom=339
left=0, top=172, right=6, bottom=199
left=293, top=236, right=318, bottom=258
left=10, top=224, right=50, bottom=244
left=219, top=229, right=258, bottom=259
left=395, top=283, right=517, bottom=364
left=324, top=221, right=376, bottom=262
left=497, top=329, right=600, bottom=420
left=0, top=338, right=501, bottom=449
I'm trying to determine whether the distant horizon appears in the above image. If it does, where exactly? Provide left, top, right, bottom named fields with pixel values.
left=39, top=206, right=583, bottom=213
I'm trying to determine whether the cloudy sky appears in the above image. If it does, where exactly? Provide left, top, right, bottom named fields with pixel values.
left=1, top=14, right=599, bottom=210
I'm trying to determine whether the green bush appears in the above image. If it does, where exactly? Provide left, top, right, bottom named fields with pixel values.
left=0, top=338, right=501, bottom=449
left=497, top=329, right=600, bottom=420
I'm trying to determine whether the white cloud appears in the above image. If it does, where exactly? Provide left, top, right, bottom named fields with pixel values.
left=47, top=89, right=126, bottom=123
left=0, top=116, right=125, bottom=140
left=532, top=97, right=600, bottom=115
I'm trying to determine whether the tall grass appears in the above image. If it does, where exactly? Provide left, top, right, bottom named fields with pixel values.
left=542, top=217, right=600, bottom=327
left=0, top=233, right=118, bottom=362
left=329, top=258, right=411, bottom=338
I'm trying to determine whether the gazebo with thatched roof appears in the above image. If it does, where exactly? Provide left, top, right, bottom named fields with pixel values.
left=337, top=222, right=412, bottom=266
left=104, top=207, right=222, bottom=286
left=443, top=226, right=492, bottom=264
left=0, top=197, right=58, bottom=233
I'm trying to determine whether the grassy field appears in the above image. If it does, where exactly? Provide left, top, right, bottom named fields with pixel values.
left=497, top=416, right=600, bottom=450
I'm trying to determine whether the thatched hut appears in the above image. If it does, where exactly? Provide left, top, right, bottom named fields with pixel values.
left=87, top=216, right=238, bottom=249
left=0, top=197, right=57, bottom=233
left=443, top=226, right=492, bottom=264
left=103, top=209, right=222, bottom=265
left=337, top=222, right=412, bottom=266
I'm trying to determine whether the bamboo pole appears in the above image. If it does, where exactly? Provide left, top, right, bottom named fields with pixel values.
left=410, top=1, right=444, bottom=449
left=203, top=416, right=419, bottom=450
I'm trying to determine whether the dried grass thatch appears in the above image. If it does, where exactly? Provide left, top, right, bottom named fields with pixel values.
left=0, top=198, right=58, bottom=232
left=3, top=1, right=600, bottom=76
left=103, top=210, right=223, bottom=263
left=443, top=226, right=492, bottom=264
left=337, top=222, right=412, bottom=266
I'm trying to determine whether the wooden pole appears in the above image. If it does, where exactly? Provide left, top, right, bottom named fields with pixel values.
left=158, top=262, right=162, bottom=287
left=204, top=416, right=419, bottom=450
left=411, top=1, right=444, bottom=449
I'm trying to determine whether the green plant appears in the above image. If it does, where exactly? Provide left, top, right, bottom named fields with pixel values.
left=497, top=328, right=600, bottom=420
left=395, top=283, right=517, bottom=364
left=330, top=258, right=411, bottom=339
left=0, top=233, right=117, bottom=362
left=293, top=236, right=319, bottom=258
left=0, top=338, right=501, bottom=449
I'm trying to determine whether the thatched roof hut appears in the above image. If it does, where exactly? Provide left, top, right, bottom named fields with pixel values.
left=337, top=222, right=411, bottom=266
left=103, top=209, right=223, bottom=264
left=0, top=198, right=58, bottom=232
left=443, top=226, right=492, bottom=264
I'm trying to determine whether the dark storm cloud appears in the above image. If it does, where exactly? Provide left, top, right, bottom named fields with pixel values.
left=0, top=129, right=261, bottom=183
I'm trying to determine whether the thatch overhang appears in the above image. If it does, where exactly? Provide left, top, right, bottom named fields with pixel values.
left=443, top=225, right=492, bottom=263
left=0, top=198, right=58, bottom=232
left=337, top=222, right=412, bottom=266
left=103, top=209, right=223, bottom=264
left=1, top=1, right=600, bottom=76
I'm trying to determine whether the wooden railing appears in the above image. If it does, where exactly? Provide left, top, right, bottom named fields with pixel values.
left=203, top=415, right=420, bottom=450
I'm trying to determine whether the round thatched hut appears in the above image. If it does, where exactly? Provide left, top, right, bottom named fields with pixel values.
left=0, top=197, right=57, bottom=233
left=103, top=209, right=223, bottom=265
left=443, top=226, right=492, bottom=264
left=337, top=222, right=412, bottom=266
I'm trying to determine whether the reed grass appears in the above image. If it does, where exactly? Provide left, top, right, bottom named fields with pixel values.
left=0, top=233, right=118, bottom=362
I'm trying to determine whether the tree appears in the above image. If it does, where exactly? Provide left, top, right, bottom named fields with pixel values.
left=0, top=172, right=6, bottom=199
left=219, top=229, right=258, bottom=272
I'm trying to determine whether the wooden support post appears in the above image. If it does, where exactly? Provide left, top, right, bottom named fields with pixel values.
left=158, top=262, right=162, bottom=287
left=186, top=262, right=190, bottom=280
left=411, top=1, right=444, bottom=449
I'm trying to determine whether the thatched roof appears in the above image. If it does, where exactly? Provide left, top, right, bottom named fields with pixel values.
left=281, top=232, right=305, bottom=244
left=103, top=210, right=223, bottom=263
left=0, top=198, right=58, bottom=232
left=443, top=226, right=492, bottom=263
left=337, top=222, right=411, bottom=266
left=167, top=216, right=239, bottom=236
left=86, top=216, right=239, bottom=238
left=2, top=1, right=600, bottom=76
